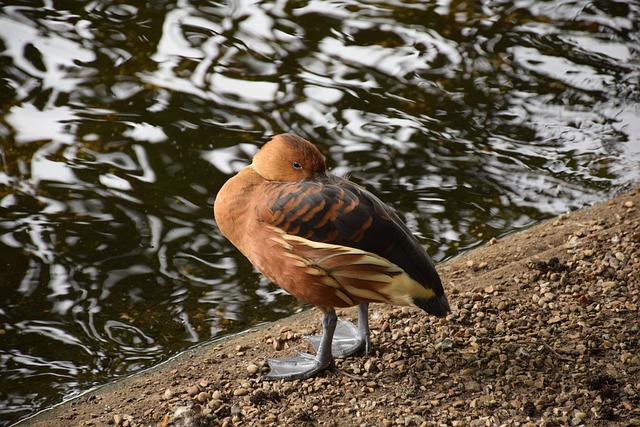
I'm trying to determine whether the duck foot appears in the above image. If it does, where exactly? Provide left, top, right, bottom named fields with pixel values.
left=305, top=319, right=365, bottom=357
left=306, top=303, right=372, bottom=357
left=262, top=352, right=332, bottom=380
left=263, top=310, right=338, bottom=380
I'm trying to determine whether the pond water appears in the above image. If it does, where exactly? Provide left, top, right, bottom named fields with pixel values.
left=1, top=0, right=639, bottom=424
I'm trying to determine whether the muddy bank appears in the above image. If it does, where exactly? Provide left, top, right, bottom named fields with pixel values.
left=20, top=186, right=640, bottom=427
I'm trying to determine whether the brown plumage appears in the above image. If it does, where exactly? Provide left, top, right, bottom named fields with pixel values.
left=214, top=133, right=449, bottom=379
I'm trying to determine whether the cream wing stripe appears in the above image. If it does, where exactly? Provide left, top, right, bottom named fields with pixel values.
left=277, top=231, right=436, bottom=307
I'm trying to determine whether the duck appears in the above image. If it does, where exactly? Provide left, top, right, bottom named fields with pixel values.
left=213, top=133, right=450, bottom=380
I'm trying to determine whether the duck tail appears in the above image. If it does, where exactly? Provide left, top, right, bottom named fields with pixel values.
left=414, top=294, right=450, bottom=318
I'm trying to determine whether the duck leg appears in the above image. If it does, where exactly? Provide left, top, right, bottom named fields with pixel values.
left=264, top=309, right=337, bottom=380
left=305, top=302, right=371, bottom=357
left=357, top=302, right=372, bottom=354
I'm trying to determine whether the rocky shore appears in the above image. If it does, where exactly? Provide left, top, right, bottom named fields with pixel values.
left=20, top=186, right=639, bottom=427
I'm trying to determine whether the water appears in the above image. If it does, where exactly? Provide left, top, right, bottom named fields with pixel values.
left=1, top=0, right=639, bottom=424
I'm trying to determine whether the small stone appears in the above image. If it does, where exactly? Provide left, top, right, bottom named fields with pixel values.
left=624, top=201, right=634, bottom=208
left=196, top=391, right=210, bottom=403
left=273, top=339, right=282, bottom=351
left=234, top=388, right=248, bottom=396
left=440, top=338, right=453, bottom=350
left=247, top=363, right=259, bottom=375
left=364, top=360, right=374, bottom=372
left=548, top=315, right=562, bottom=324
left=163, top=388, right=174, bottom=400
left=464, top=380, right=482, bottom=392
left=212, top=390, right=222, bottom=400
left=187, top=385, right=199, bottom=397
left=113, top=414, right=122, bottom=426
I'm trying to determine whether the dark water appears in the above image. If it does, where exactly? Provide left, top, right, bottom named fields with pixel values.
left=1, top=0, right=639, bottom=424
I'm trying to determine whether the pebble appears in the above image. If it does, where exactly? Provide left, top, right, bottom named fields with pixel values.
left=163, top=388, right=174, bottom=400
left=547, top=315, right=562, bottom=324
left=52, top=190, right=640, bottom=427
left=464, top=380, right=482, bottom=392
left=263, top=414, right=277, bottom=423
left=233, top=388, right=248, bottom=396
left=196, top=392, right=210, bottom=403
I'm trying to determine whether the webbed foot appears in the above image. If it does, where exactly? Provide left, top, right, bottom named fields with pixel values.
left=305, top=319, right=365, bottom=357
left=263, top=310, right=338, bottom=380
left=305, top=303, right=372, bottom=357
left=263, top=352, right=332, bottom=380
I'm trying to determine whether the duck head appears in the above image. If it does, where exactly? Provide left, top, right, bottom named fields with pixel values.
left=252, top=134, right=327, bottom=182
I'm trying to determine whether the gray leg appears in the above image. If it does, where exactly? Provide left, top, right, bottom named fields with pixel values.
left=305, top=302, right=371, bottom=357
left=264, top=310, right=337, bottom=380
left=358, top=302, right=371, bottom=354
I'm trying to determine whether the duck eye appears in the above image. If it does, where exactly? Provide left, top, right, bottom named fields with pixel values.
left=292, top=161, right=302, bottom=169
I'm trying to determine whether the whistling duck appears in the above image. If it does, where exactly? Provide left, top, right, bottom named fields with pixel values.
left=213, top=134, right=450, bottom=380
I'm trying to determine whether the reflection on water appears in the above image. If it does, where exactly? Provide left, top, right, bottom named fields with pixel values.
left=1, top=0, right=639, bottom=424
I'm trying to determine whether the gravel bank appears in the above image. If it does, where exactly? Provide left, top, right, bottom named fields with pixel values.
left=20, top=186, right=639, bottom=427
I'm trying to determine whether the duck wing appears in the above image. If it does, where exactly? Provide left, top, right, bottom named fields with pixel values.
left=256, top=174, right=448, bottom=315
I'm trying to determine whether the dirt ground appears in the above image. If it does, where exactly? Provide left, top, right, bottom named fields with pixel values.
left=19, top=186, right=640, bottom=427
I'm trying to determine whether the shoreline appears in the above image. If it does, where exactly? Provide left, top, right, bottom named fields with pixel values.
left=18, top=186, right=640, bottom=427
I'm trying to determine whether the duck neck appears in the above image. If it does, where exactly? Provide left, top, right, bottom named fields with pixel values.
left=214, top=166, right=262, bottom=251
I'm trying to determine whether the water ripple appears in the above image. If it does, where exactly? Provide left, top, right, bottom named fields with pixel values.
left=1, top=0, right=639, bottom=424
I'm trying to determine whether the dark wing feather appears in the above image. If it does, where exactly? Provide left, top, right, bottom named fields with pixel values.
left=256, top=174, right=445, bottom=297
